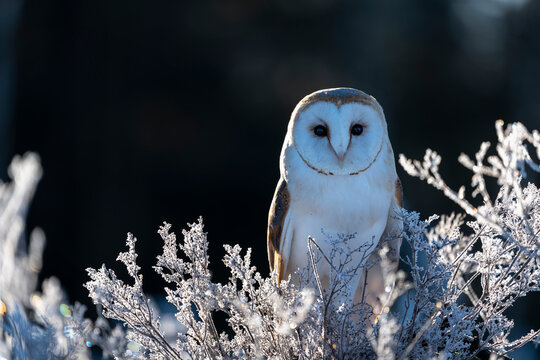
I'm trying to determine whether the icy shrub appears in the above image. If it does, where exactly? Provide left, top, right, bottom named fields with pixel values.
left=0, top=154, right=128, bottom=359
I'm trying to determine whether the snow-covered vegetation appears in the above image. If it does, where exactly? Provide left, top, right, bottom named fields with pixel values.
left=1, top=121, right=540, bottom=359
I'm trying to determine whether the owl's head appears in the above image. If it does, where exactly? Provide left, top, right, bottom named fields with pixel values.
left=289, top=88, right=388, bottom=176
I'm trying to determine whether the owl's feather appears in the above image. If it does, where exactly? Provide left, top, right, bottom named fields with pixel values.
left=267, top=178, right=290, bottom=282
left=355, top=178, right=403, bottom=313
left=395, top=178, right=403, bottom=208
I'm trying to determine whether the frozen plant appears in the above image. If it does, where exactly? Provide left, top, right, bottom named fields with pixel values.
left=0, top=153, right=90, bottom=359
left=0, top=153, right=128, bottom=360
left=396, top=120, right=540, bottom=358
left=86, top=220, right=324, bottom=359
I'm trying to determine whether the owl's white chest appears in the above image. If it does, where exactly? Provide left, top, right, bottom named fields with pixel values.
left=281, top=141, right=396, bottom=278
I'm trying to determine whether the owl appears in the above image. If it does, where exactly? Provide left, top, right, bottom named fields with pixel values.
left=267, top=87, right=403, bottom=313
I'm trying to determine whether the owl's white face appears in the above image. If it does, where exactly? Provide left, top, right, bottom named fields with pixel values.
left=292, top=101, right=385, bottom=176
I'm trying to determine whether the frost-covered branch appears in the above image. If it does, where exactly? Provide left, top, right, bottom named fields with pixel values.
left=0, top=153, right=129, bottom=360
left=399, top=121, right=540, bottom=357
left=0, top=153, right=98, bottom=359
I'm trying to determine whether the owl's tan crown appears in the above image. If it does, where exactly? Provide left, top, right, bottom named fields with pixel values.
left=295, top=87, right=383, bottom=118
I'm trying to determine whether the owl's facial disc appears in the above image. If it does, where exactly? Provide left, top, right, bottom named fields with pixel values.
left=292, top=102, right=385, bottom=175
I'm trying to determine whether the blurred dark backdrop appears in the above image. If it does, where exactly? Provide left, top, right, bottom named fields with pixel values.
left=2, top=0, right=540, bottom=357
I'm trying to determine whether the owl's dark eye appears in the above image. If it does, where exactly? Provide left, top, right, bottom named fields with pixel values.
left=313, top=125, right=327, bottom=137
left=351, top=124, right=364, bottom=136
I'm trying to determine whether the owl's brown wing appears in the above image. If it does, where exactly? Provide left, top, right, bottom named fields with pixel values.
left=394, top=177, right=403, bottom=207
left=267, top=178, right=290, bottom=282
left=386, top=177, right=404, bottom=261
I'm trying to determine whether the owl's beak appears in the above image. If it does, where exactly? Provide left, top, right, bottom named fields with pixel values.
left=330, top=134, right=350, bottom=169
left=336, top=151, right=346, bottom=168
left=330, top=138, right=348, bottom=168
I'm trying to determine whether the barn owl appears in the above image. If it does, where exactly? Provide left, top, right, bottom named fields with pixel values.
left=267, top=87, right=402, bottom=313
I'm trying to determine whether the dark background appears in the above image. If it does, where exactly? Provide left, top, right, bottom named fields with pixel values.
left=2, top=0, right=540, bottom=357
